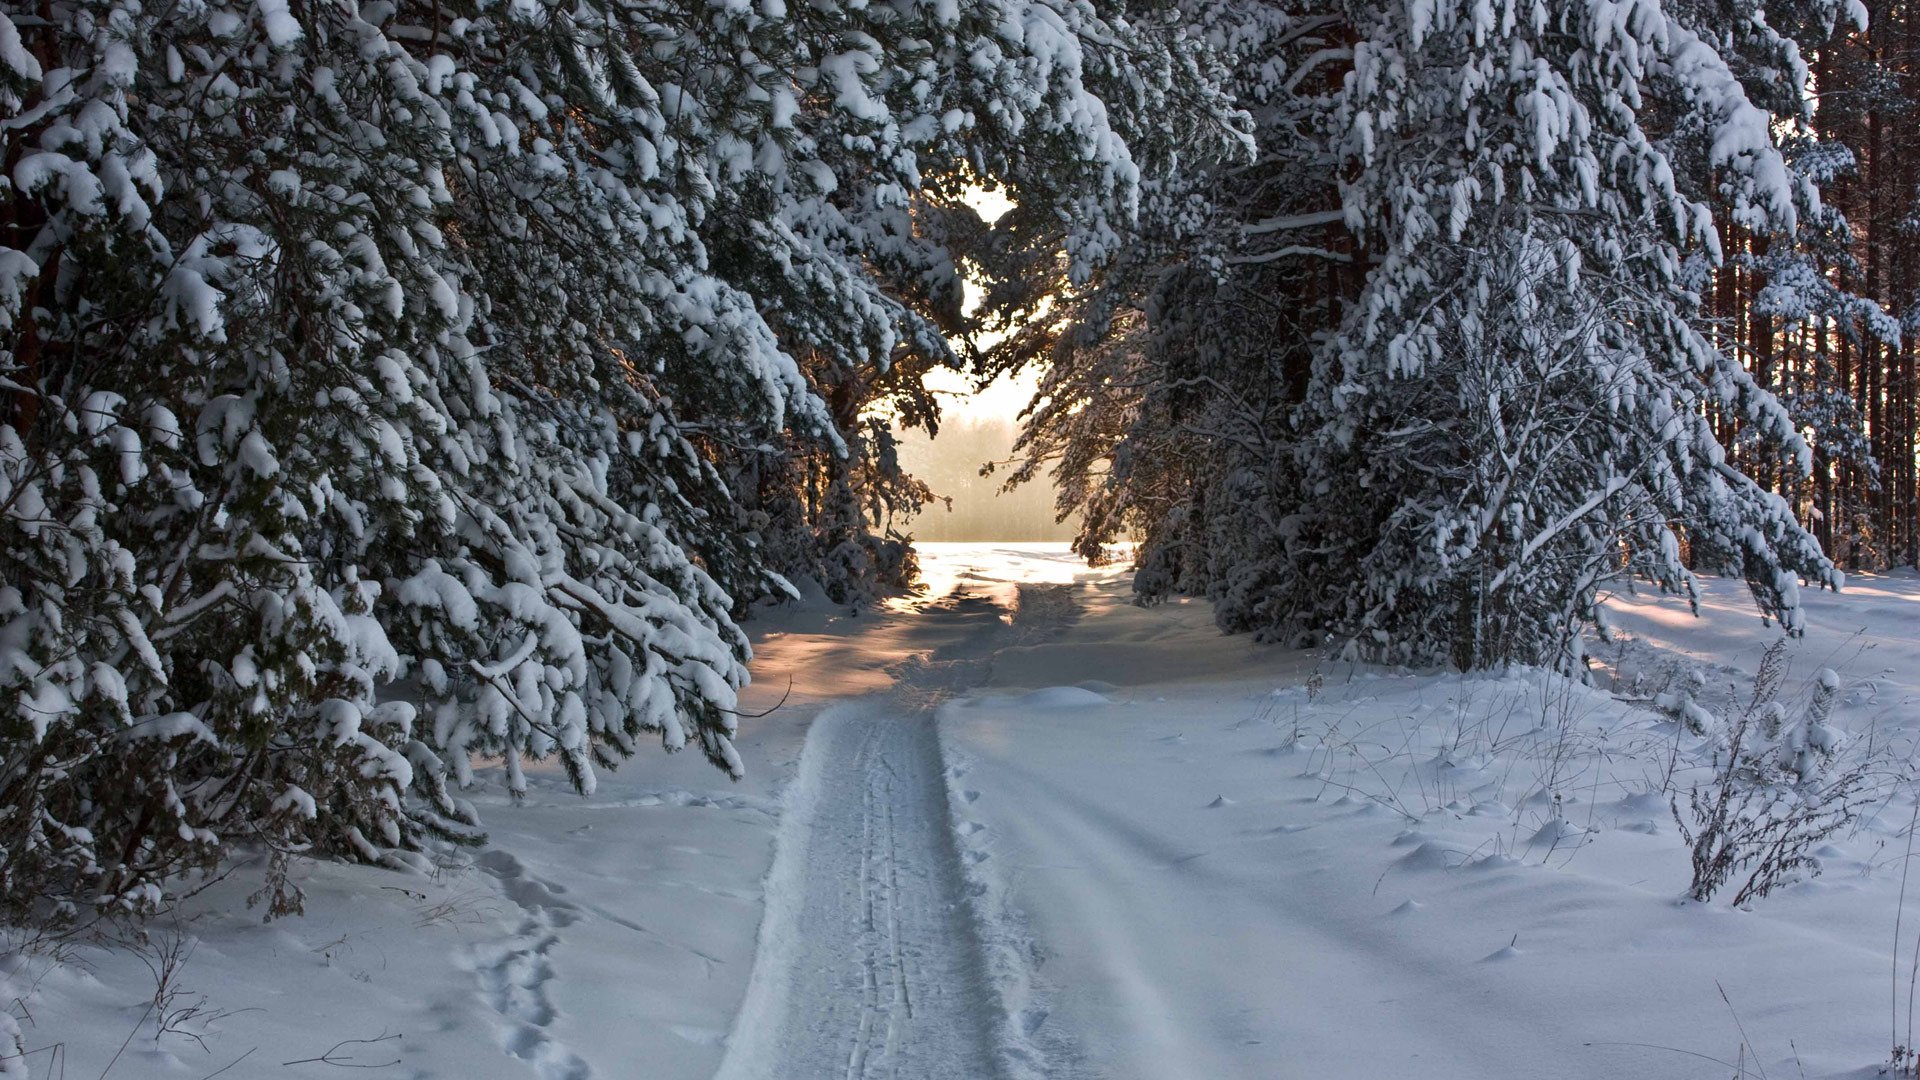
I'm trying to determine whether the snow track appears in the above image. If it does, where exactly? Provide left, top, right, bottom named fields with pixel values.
left=777, top=701, right=996, bottom=1079
left=471, top=849, right=593, bottom=1080
left=716, top=585, right=1076, bottom=1080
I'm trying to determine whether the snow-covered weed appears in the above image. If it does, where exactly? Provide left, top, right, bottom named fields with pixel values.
left=1674, top=759, right=1870, bottom=907
left=1887, top=796, right=1920, bottom=1076
left=132, top=929, right=243, bottom=1056
left=409, top=889, right=499, bottom=933
left=244, top=851, right=303, bottom=924
left=1671, top=643, right=1882, bottom=907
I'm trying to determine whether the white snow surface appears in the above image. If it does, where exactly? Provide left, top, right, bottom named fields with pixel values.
left=8, top=544, right=1920, bottom=1080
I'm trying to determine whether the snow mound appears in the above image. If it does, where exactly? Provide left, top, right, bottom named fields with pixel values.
left=1013, top=686, right=1112, bottom=709
left=1615, top=792, right=1665, bottom=816
left=1396, top=841, right=1456, bottom=870
left=1528, top=818, right=1591, bottom=846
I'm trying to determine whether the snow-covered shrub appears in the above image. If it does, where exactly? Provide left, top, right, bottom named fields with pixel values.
left=1656, top=669, right=1721, bottom=738
left=1674, top=749, right=1868, bottom=907
left=1784, top=668, right=1846, bottom=783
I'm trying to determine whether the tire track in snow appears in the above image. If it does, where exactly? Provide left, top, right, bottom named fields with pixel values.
left=715, top=585, right=1079, bottom=1080
left=718, top=700, right=998, bottom=1080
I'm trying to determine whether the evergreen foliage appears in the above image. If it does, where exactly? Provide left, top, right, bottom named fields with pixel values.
left=4, top=0, right=1912, bottom=930
left=0, top=0, right=1240, bottom=920
left=988, top=0, right=1873, bottom=670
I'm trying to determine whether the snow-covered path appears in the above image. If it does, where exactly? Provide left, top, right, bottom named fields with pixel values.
left=16, top=547, right=1920, bottom=1080
left=725, top=547, right=1920, bottom=1080
left=721, top=699, right=997, bottom=1079
left=717, top=582, right=1075, bottom=1080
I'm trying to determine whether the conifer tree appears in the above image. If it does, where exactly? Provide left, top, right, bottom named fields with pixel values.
left=0, top=0, right=1239, bottom=920
left=990, top=0, right=1865, bottom=669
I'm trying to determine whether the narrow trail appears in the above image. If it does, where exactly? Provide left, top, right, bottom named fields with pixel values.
left=713, top=585, right=1075, bottom=1080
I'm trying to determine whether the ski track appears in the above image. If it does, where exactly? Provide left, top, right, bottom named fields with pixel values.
left=715, top=585, right=1077, bottom=1080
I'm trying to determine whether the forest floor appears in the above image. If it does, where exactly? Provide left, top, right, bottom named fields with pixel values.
left=8, top=544, right=1920, bottom=1080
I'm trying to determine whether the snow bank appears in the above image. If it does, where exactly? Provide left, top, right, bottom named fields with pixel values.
left=1011, top=686, right=1112, bottom=708
left=938, top=555, right=1920, bottom=1080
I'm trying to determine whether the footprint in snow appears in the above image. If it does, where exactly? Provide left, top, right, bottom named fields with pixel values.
left=472, top=850, right=594, bottom=1080
left=1020, top=1007, right=1050, bottom=1036
left=670, top=1025, right=727, bottom=1047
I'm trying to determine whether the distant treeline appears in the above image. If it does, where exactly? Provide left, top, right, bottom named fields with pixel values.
left=893, top=417, right=1076, bottom=542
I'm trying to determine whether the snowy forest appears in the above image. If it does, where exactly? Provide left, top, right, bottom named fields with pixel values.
left=0, top=0, right=1912, bottom=926
left=6, top=0, right=1920, bottom=1076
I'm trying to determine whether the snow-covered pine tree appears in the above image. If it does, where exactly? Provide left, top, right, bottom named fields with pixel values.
left=0, top=0, right=456, bottom=919
left=991, top=0, right=1866, bottom=670
left=971, top=0, right=1316, bottom=590
left=706, top=0, right=1247, bottom=604
left=0, top=0, right=774, bottom=920
left=1277, top=0, right=1856, bottom=667
left=977, top=0, right=1355, bottom=613
left=0, top=0, right=1241, bottom=921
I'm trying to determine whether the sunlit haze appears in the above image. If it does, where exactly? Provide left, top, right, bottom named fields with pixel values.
left=921, top=365, right=1040, bottom=423
left=889, top=186, right=1072, bottom=541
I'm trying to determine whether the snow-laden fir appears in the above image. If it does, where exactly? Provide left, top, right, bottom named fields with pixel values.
left=0, top=0, right=1240, bottom=920
left=992, top=0, right=1875, bottom=670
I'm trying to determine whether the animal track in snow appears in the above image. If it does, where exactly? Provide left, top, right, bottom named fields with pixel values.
left=472, top=849, right=592, bottom=1080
